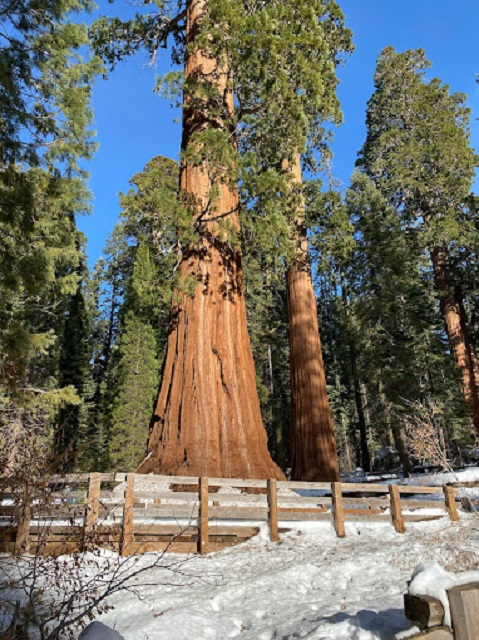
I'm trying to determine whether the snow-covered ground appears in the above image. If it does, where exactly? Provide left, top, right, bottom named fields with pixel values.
left=3, top=469, right=479, bottom=639
left=76, top=515, right=479, bottom=640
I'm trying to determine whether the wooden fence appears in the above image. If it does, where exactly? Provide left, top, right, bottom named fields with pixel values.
left=0, top=474, right=460, bottom=556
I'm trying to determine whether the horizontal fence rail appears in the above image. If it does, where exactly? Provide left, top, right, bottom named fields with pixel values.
left=0, top=473, right=461, bottom=556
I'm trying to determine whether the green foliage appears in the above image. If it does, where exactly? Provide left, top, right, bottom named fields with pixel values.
left=322, top=48, right=479, bottom=470
left=0, top=0, right=102, bottom=169
left=109, top=313, right=159, bottom=470
left=0, top=0, right=101, bottom=472
left=88, top=157, right=180, bottom=470
left=358, top=46, right=478, bottom=250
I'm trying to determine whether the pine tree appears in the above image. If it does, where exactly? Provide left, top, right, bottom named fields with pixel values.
left=0, top=0, right=101, bottom=474
left=55, top=260, right=91, bottom=471
left=357, top=47, right=479, bottom=437
left=106, top=245, right=162, bottom=471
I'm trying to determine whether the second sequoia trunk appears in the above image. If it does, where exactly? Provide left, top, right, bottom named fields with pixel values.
left=286, top=156, right=340, bottom=481
left=138, top=0, right=282, bottom=479
left=431, top=246, right=479, bottom=436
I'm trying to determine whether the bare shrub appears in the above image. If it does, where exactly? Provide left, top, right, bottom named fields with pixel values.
left=0, top=412, right=199, bottom=639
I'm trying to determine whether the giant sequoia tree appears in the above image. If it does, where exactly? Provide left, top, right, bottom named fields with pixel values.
left=134, top=0, right=282, bottom=477
left=92, top=0, right=352, bottom=478
left=357, top=47, right=479, bottom=436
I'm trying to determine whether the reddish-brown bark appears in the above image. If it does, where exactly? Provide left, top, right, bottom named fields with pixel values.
left=431, top=246, right=479, bottom=436
left=137, top=0, right=283, bottom=479
left=286, top=156, right=340, bottom=481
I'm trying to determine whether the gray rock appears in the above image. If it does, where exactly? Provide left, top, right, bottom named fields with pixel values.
left=79, top=621, right=125, bottom=640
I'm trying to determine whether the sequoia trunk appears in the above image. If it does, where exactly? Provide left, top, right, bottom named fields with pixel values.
left=137, top=0, right=282, bottom=478
left=431, top=246, right=479, bottom=436
left=286, top=156, right=340, bottom=481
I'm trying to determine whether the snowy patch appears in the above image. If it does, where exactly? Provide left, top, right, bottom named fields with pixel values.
left=36, top=518, right=477, bottom=639
left=408, top=561, right=479, bottom=627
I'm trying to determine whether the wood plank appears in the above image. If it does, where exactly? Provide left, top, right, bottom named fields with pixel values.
left=268, top=478, right=279, bottom=542
left=133, top=491, right=199, bottom=501
left=125, top=540, right=197, bottom=554
left=132, top=506, right=199, bottom=518
left=278, top=506, right=328, bottom=514
left=407, top=628, right=453, bottom=639
left=342, top=497, right=389, bottom=507
left=277, top=481, right=332, bottom=491
left=278, top=496, right=332, bottom=506
left=401, top=500, right=445, bottom=511
left=398, top=486, right=445, bottom=495
left=133, top=474, right=268, bottom=489
left=121, top=473, right=135, bottom=557
left=343, top=513, right=389, bottom=522
left=343, top=507, right=384, bottom=516
left=443, top=486, right=459, bottom=522
left=84, top=473, right=101, bottom=533
left=332, top=482, right=345, bottom=538
left=134, top=524, right=198, bottom=535
left=198, top=477, right=209, bottom=555
left=448, top=582, right=479, bottom=640
left=403, top=514, right=443, bottom=522
left=52, top=490, right=87, bottom=500
left=209, top=506, right=268, bottom=519
left=389, top=485, right=405, bottom=533
left=340, top=482, right=390, bottom=494
left=48, top=474, right=90, bottom=484
left=404, top=593, right=444, bottom=629
left=278, top=512, right=332, bottom=521
left=99, top=473, right=117, bottom=482
left=206, top=493, right=267, bottom=504
left=203, top=525, right=259, bottom=537
left=15, top=483, right=31, bottom=555
left=0, top=492, right=20, bottom=500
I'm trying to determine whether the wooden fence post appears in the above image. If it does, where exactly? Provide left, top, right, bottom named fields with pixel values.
left=331, top=482, right=345, bottom=538
left=389, top=485, right=405, bottom=533
left=121, top=473, right=135, bottom=556
left=15, top=481, right=31, bottom=555
left=267, top=479, right=279, bottom=542
left=448, top=582, right=479, bottom=640
left=198, top=477, right=209, bottom=555
left=443, top=485, right=459, bottom=522
left=85, top=472, right=101, bottom=533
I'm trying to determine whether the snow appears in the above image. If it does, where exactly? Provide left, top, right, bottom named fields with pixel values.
left=53, top=516, right=478, bottom=640
left=408, top=561, right=479, bottom=628
left=412, top=467, right=479, bottom=487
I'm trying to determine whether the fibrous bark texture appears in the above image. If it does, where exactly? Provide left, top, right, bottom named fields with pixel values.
left=138, top=0, right=283, bottom=479
left=431, top=246, right=479, bottom=436
left=286, top=156, right=340, bottom=481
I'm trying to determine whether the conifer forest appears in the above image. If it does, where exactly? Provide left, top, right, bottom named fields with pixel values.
left=2, top=0, right=479, bottom=483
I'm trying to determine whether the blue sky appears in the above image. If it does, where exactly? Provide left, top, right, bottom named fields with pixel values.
left=79, top=0, right=479, bottom=267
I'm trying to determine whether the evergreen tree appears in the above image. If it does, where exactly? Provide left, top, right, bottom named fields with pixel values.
left=357, top=47, right=479, bottom=438
left=0, top=0, right=101, bottom=474
left=0, top=0, right=101, bottom=169
left=92, top=0, right=353, bottom=477
left=55, top=260, right=91, bottom=471
left=109, top=243, right=160, bottom=470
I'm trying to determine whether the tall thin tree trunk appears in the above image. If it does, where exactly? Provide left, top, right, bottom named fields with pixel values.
left=286, top=155, right=339, bottom=481
left=431, top=246, right=479, bottom=436
left=138, top=0, right=282, bottom=479
left=350, top=342, right=371, bottom=472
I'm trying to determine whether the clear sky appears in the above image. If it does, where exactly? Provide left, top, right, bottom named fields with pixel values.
left=78, top=0, right=479, bottom=267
